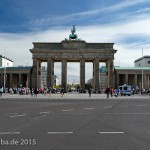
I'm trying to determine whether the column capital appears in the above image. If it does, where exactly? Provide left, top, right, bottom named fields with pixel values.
left=62, top=58, right=67, bottom=62
left=80, top=58, right=85, bottom=61
left=47, top=58, right=54, bottom=62
left=93, top=58, right=99, bottom=62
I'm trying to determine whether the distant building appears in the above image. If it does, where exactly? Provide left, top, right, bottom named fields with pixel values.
left=114, top=66, right=150, bottom=89
left=97, top=65, right=150, bottom=90
left=41, top=66, right=47, bottom=88
left=97, top=55, right=150, bottom=90
left=134, top=55, right=150, bottom=67
left=99, top=66, right=106, bottom=90
left=0, top=66, right=32, bottom=88
left=0, top=64, right=59, bottom=89
left=41, top=66, right=60, bottom=88
left=0, top=55, right=13, bottom=67
left=87, top=66, right=106, bottom=90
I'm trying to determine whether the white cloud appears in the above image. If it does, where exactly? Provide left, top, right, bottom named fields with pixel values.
left=1, top=11, right=150, bottom=82
left=29, top=0, right=149, bottom=27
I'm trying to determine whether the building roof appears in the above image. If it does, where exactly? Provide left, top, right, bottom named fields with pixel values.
left=99, top=66, right=150, bottom=73
left=114, top=66, right=150, bottom=70
left=0, top=66, right=32, bottom=71
left=134, top=55, right=150, bottom=63
left=0, top=55, right=14, bottom=62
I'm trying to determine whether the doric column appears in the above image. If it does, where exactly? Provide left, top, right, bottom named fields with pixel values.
left=61, top=59, right=67, bottom=92
left=32, top=58, right=37, bottom=88
left=32, top=58, right=41, bottom=89
left=148, top=75, right=150, bottom=89
left=47, top=59, right=54, bottom=89
left=19, top=73, right=22, bottom=87
left=106, top=59, right=115, bottom=88
left=116, top=74, right=120, bottom=87
left=93, top=59, right=99, bottom=92
left=37, top=59, right=41, bottom=89
left=10, top=73, right=12, bottom=88
left=134, top=74, right=137, bottom=86
left=0, top=73, right=3, bottom=86
left=110, top=59, right=115, bottom=88
left=125, top=74, right=128, bottom=85
left=106, top=60, right=110, bottom=88
left=27, top=72, right=31, bottom=88
left=80, top=58, right=85, bottom=93
left=144, top=75, right=147, bottom=89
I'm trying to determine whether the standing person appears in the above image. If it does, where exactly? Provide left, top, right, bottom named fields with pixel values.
left=49, top=87, right=52, bottom=96
left=88, top=87, right=91, bottom=97
left=105, top=87, right=110, bottom=98
left=0, top=86, right=3, bottom=97
left=60, top=88, right=64, bottom=97
left=34, top=88, right=38, bottom=97
left=30, top=88, right=34, bottom=97
left=110, top=88, right=114, bottom=97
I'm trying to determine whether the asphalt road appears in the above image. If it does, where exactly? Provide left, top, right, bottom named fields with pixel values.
left=0, top=98, right=150, bottom=150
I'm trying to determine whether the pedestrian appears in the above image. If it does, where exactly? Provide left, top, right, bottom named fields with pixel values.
left=110, top=88, right=114, bottom=97
left=0, top=86, right=3, bottom=97
left=34, top=88, right=38, bottom=97
left=30, top=88, right=34, bottom=97
left=105, top=87, right=110, bottom=98
left=60, top=88, right=64, bottom=97
left=49, top=87, right=52, bottom=96
left=88, top=87, right=91, bottom=97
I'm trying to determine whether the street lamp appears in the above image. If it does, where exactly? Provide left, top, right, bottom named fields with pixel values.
left=3, top=65, right=6, bottom=91
left=141, top=48, right=144, bottom=90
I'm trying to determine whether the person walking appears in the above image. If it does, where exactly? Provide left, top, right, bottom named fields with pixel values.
left=88, top=87, right=92, bottom=97
left=34, top=88, right=38, bottom=97
left=60, top=88, right=64, bottom=97
left=105, top=87, right=110, bottom=98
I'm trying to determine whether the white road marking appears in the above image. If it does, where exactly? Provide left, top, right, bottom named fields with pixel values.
left=103, top=106, right=112, bottom=109
left=99, top=132, right=124, bottom=134
left=9, top=114, right=26, bottom=118
left=39, top=111, right=50, bottom=114
left=104, top=113, right=150, bottom=115
left=84, top=108, right=94, bottom=110
left=137, top=105, right=145, bottom=107
left=0, top=132, right=20, bottom=135
left=120, top=105, right=128, bottom=107
left=61, top=109, right=74, bottom=112
left=60, top=113, right=90, bottom=115
left=47, top=132, right=73, bottom=134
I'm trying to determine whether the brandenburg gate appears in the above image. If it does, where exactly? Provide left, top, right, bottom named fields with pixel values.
left=30, top=26, right=117, bottom=92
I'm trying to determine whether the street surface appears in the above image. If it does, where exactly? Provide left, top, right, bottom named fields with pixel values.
left=0, top=93, right=150, bottom=150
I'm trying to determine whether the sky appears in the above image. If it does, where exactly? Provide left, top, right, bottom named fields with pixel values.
left=0, top=0, right=150, bottom=83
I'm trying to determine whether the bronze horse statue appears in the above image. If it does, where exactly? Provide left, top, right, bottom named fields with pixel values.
left=69, top=25, right=78, bottom=40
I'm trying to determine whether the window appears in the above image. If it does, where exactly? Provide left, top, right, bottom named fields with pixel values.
left=148, top=61, right=150, bottom=64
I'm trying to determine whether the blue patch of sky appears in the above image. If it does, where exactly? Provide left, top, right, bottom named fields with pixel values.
left=117, top=35, right=150, bottom=46
left=0, top=0, right=150, bottom=33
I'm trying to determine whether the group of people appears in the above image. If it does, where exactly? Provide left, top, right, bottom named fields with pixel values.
left=30, top=87, right=65, bottom=97
left=105, top=87, right=117, bottom=98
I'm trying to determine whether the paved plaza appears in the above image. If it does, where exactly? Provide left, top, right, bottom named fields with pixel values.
left=0, top=92, right=150, bottom=100
left=0, top=94, right=150, bottom=150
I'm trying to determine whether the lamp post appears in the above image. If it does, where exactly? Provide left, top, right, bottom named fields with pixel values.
left=3, top=57, right=6, bottom=92
left=141, top=48, right=144, bottom=90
